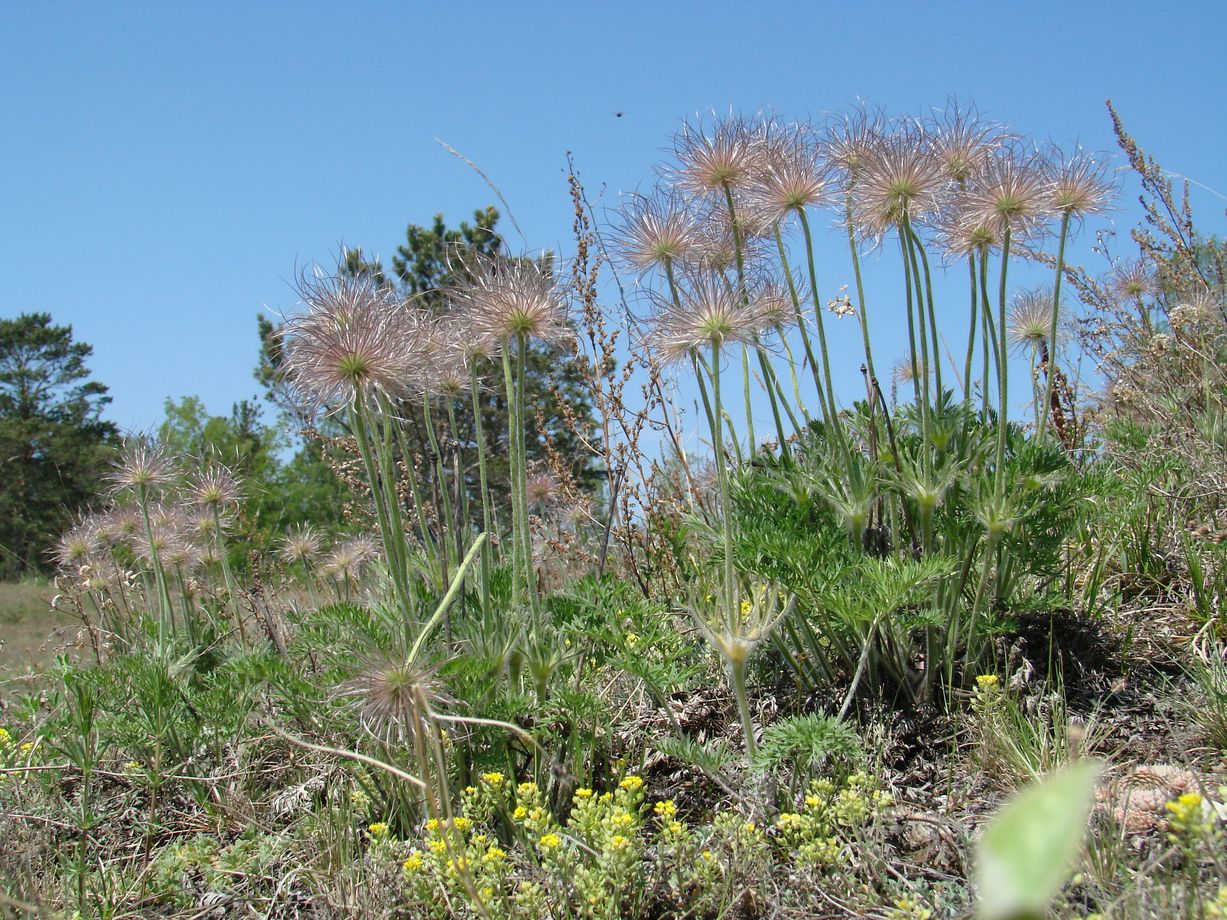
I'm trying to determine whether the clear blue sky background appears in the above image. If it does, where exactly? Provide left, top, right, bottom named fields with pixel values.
left=2, top=2, right=1225, bottom=439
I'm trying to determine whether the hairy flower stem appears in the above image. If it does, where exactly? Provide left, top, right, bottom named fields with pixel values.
left=775, top=227, right=827, bottom=425
left=349, top=400, right=412, bottom=614
left=372, top=395, right=416, bottom=598
left=978, top=250, right=1000, bottom=421
left=210, top=505, right=246, bottom=643
left=755, top=346, right=793, bottom=458
left=514, top=333, right=536, bottom=615
left=469, top=365, right=494, bottom=612
left=963, top=255, right=979, bottom=403
left=136, top=484, right=173, bottom=644
left=730, top=656, right=757, bottom=756
left=908, top=224, right=944, bottom=402
left=994, top=230, right=1013, bottom=496
left=798, top=209, right=842, bottom=441
left=900, top=217, right=932, bottom=426
left=740, top=344, right=756, bottom=453
left=391, top=416, right=438, bottom=582
left=709, top=341, right=736, bottom=618
left=843, top=196, right=883, bottom=414
left=899, top=232, right=926, bottom=437
left=499, top=343, right=526, bottom=609
left=1037, top=211, right=1072, bottom=442
left=422, top=393, right=457, bottom=579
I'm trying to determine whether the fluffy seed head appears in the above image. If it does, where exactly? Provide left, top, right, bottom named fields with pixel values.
left=1046, top=149, right=1115, bottom=217
left=279, top=524, right=323, bottom=566
left=960, top=149, right=1053, bottom=242
left=55, top=520, right=101, bottom=570
left=649, top=271, right=770, bottom=363
left=746, top=123, right=829, bottom=223
left=1109, top=260, right=1156, bottom=300
left=108, top=441, right=176, bottom=495
left=282, top=269, right=416, bottom=410
left=191, top=463, right=241, bottom=509
left=671, top=113, right=762, bottom=193
left=1007, top=288, right=1059, bottom=353
left=451, top=252, right=572, bottom=347
left=852, top=124, right=946, bottom=237
left=927, top=101, right=1003, bottom=183
left=322, top=536, right=380, bottom=585
left=825, top=105, right=887, bottom=181
left=341, top=654, right=455, bottom=746
left=612, top=192, right=697, bottom=275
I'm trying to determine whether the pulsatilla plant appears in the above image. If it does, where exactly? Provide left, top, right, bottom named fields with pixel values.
left=615, top=104, right=1113, bottom=705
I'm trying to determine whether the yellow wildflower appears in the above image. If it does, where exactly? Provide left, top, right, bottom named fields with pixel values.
left=975, top=674, right=999, bottom=689
left=367, top=822, right=389, bottom=839
left=574, top=787, right=594, bottom=800
left=625, top=632, right=640, bottom=646
left=0, top=728, right=11, bottom=747
left=452, top=817, right=472, bottom=833
left=428, top=839, right=448, bottom=855
left=517, top=781, right=538, bottom=796
left=609, top=834, right=630, bottom=851
left=403, top=851, right=424, bottom=874
left=513, top=806, right=528, bottom=821
left=618, top=775, right=645, bottom=792
left=653, top=799, right=676, bottom=817
left=480, top=771, right=505, bottom=786
left=538, top=832, right=562, bottom=850
left=484, top=845, right=506, bottom=863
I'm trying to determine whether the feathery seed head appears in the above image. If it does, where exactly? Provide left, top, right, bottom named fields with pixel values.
left=671, top=112, right=762, bottom=193
left=341, top=654, right=456, bottom=746
left=191, top=462, right=241, bottom=509
left=960, top=149, right=1053, bottom=242
left=1109, top=260, right=1155, bottom=301
left=852, top=123, right=946, bottom=237
left=927, top=101, right=1003, bottom=183
left=612, top=192, right=698, bottom=275
left=649, top=271, right=769, bottom=363
left=1045, top=148, right=1115, bottom=218
left=825, top=105, right=888, bottom=182
left=1006, top=288, right=1059, bottom=353
left=746, top=123, right=829, bottom=223
left=55, top=520, right=101, bottom=570
left=451, top=252, right=572, bottom=347
left=282, top=269, right=415, bottom=410
left=109, top=441, right=176, bottom=495
left=279, top=524, right=323, bottom=566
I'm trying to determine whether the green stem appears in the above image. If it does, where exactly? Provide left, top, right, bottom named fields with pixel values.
left=995, top=229, right=1013, bottom=495
left=798, top=208, right=841, bottom=436
left=843, top=196, right=881, bottom=408
left=963, top=254, right=978, bottom=403
left=1037, top=211, right=1071, bottom=442
left=470, top=364, right=494, bottom=611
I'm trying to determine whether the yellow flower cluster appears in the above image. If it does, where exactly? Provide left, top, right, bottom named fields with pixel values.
left=0, top=728, right=11, bottom=747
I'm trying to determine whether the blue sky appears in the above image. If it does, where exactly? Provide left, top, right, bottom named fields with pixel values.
left=2, top=2, right=1225, bottom=440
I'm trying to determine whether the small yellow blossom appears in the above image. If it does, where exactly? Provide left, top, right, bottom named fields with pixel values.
left=618, top=775, right=645, bottom=793
left=367, top=822, right=389, bottom=839
left=124, top=760, right=142, bottom=773
left=625, top=633, right=640, bottom=646
left=480, top=771, right=505, bottom=786
left=575, top=787, right=594, bottom=799
left=517, top=781, right=538, bottom=796
left=484, top=845, right=506, bottom=863
left=0, top=728, right=11, bottom=747
left=654, top=799, right=676, bottom=817
left=513, top=806, right=528, bottom=821
left=403, top=851, right=424, bottom=874
left=609, top=834, right=631, bottom=851
left=425, top=818, right=441, bottom=832
left=19, top=742, right=34, bottom=755
left=975, top=674, right=999, bottom=689
left=537, top=832, right=562, bottom=850
left=428, top=839, right=448, bottom=855
left=452, top=817, right=472, bottom=833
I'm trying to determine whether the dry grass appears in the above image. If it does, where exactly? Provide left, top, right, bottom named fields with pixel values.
left=0, top=580, right=76, bottom=702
